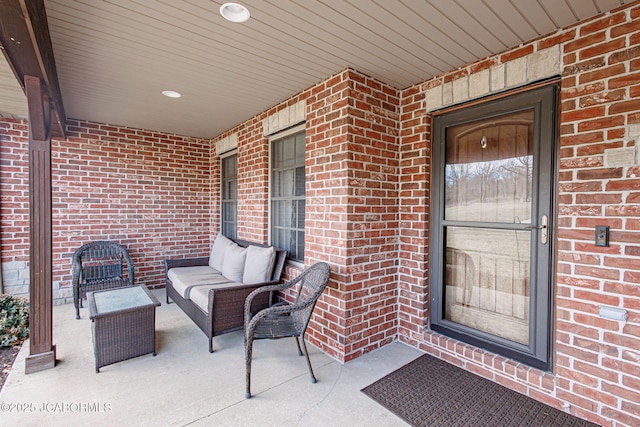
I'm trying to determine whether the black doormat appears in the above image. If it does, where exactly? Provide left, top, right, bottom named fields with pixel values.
left=362, top=354, right=601, bottom=427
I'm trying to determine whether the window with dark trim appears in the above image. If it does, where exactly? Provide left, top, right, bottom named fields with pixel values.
left=270, top=128, right=305, bottom=262
left=221, top=153, right=237, bottom=239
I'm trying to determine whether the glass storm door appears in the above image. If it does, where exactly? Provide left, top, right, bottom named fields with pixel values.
left=430, top=85, right=557, bottom=370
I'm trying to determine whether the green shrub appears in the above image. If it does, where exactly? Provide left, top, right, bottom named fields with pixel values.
left=0, top=294, right=29, bottom=347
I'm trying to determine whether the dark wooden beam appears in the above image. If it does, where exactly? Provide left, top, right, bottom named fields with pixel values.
left=24, top=75, right=56, bottom=374
left=25, top=74, right=47, bottom=140
left=0, top=0, right=66, bottom=137
left=0, top=0, right=61, bottom=373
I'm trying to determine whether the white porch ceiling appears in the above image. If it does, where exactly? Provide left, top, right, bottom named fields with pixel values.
left=0, top=54, right=29, bottom=119
left=0, top=0, right=631, bottom=139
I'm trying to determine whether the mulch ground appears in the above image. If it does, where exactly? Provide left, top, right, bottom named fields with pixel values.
left=0, top=346, right=20, bottom=392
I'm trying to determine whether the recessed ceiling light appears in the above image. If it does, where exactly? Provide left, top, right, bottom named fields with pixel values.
left=162, top=90, right=182, bottom=98
left=220, top=2, right=250, bottom=23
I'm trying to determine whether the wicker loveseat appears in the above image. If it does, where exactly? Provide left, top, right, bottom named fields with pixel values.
left=165, top=234, right=286, bottom=352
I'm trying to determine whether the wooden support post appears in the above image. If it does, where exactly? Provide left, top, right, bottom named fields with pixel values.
left=24, top=75, right=56, bottom=374
left=0, top=0, right=64, bottom=373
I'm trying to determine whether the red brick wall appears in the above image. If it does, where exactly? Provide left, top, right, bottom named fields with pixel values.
left=0, top=118, right=30, bottom=296
left=0, top=118, right=211, bottom=301
left=236, top=115, right=271, bottom=243
left=397, top=84, right=430, bottom=344
left=557, top=6, right=640, bottom=425
left=397, top=3, right=640, bottom=426
left=211, top=69, right=400, bottom=362
left=339, top=71, right=400, bottom=361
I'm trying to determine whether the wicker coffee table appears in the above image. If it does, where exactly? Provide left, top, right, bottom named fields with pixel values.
left=88, top=285, right=161, bottom=372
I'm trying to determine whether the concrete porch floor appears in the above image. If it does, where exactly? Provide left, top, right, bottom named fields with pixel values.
left=0, top=289, right=422, bottom=426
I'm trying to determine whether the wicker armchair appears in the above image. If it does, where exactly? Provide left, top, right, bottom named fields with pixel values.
left=72, top=241, right=134, bottom=319
left=243, top=262, right=331, bottom=398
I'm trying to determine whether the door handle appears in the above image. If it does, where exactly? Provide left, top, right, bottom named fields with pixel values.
left=525, top=215, right=548, bottom=244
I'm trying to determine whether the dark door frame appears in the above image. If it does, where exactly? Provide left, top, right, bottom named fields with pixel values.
left=429, top=82, right=559, bottom=371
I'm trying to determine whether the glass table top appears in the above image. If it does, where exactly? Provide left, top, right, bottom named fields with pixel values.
left=93, top=286, right=157, bottom=314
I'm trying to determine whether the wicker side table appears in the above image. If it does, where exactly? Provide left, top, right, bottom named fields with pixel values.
left=89, top=285, right=161, bottom=372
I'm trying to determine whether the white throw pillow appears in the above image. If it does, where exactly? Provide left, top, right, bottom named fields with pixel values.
left=209, top=233, right=232, bottom=271
left=222, top=242, right=248, bottom=282
left=243, top=245, right=276, bottom=284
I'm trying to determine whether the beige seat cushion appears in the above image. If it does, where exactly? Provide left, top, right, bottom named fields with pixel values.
left=168, top=266, right=230, bottom=299
left=189, top=281, right=245, bottom=313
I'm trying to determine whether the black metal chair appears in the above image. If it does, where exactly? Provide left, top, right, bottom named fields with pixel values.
left=72, top=241, right=134, bottom=319
left=243, top=262, right=331, bottom=398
